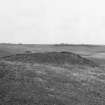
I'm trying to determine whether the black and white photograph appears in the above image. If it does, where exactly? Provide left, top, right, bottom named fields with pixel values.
left=0, top=0, right=105, bottom=105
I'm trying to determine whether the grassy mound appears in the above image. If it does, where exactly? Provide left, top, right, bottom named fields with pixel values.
left=2, top=51, right=97, bottom=67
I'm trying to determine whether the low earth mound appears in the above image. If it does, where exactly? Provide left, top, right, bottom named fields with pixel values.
left=2, top=51, right=97, bottom=67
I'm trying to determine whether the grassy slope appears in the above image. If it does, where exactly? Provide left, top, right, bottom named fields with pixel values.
left=0, top=60, right=105, bottom=105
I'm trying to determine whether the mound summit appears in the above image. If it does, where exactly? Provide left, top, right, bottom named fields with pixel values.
left=2, top=51, right=97, bottom=67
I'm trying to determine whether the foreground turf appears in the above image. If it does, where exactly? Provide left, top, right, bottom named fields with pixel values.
left=0, top=60, right=105, bottom=105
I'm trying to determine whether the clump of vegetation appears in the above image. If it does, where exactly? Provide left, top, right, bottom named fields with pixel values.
left=25, top=50, right=32, bottom=54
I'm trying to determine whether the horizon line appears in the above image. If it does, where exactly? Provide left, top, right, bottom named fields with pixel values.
left=0, top=42, right=105, bottom=46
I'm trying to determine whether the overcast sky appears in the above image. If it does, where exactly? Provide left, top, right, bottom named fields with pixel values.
left=0, top=0, right=105, bottom=44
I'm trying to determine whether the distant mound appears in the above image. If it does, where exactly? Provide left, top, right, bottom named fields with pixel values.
left=2, top=52, right=98, bottom=67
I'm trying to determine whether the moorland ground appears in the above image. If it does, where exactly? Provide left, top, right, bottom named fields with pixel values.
left=0, top=44, right=105, bottom=105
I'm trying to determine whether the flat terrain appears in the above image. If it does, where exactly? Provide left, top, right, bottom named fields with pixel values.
left=0, top=44, right=105, bottom=105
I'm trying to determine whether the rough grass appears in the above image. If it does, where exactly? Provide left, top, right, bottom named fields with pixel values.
left=0, top=60, right=105, bottom=105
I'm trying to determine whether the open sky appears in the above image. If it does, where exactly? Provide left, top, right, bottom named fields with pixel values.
left=0, top=0, right=105, bottom=44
